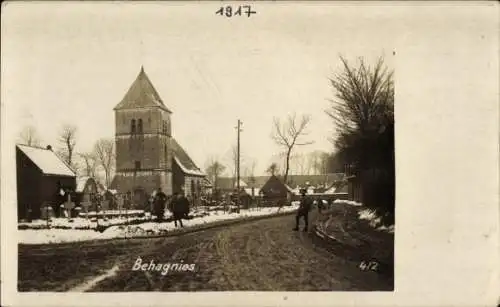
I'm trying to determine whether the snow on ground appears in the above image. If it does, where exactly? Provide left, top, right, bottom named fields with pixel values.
left=333, top=199, right=363, bottom=206
left=331, top=199, right=394, bottom=234
left=357, top=208, right=394, bottom=234
left=18, top=214, right=157, bottom=230
left=18, top=205, right=299, bottom=245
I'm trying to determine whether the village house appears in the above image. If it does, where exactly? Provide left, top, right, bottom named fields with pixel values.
left=110, top=66, right=205, bottom=206
left=74, top=176, right=98, bottom=206
left=260, top=175, right=295, bottom=204
left=16, top=144, right=76, bottom=220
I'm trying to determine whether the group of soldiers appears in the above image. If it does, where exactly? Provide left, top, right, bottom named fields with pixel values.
left=152, top=188, right=191, bottom=228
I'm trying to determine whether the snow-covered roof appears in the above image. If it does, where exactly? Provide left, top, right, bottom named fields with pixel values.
left=233, top=179, right=248, bottom=188
left=324, top=186, right=337, bottom=194
left=17, top=145, right=75, bottom=177
left=244, top=187, right=261, bottom=196
left=173, top=156, right=205, bottom=176
left=76, top=176, right=90, bottom=192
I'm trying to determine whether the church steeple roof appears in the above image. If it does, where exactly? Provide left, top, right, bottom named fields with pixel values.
left=113, top=67, right=172, bottom=113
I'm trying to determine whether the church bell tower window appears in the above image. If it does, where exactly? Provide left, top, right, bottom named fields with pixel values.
left=138, top=119, right=143, bottom=133
left=131, top=119, right=136, bottom=133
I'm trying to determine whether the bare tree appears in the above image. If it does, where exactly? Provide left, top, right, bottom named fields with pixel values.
left=243, top=159, right=258, bottom=185
left=307, top=150, right=330, bottom=175
left=205, top=158, right=226, bottom=191
left=78, top=152, right=98, bottom=178
left=94, top=138, right=115, bottom=188
left=326, top=55, right=395, bottom=217
left=266, top=162, right=279, bottom=176
left=326, top=56, right=394, bottom=170
left=19, top=126, right=41, bottom=146
left=271, top=113, right=313, bottom=184
left=290, top=153, right=307, bottom=175
left=319, top=152, right=330, bottom=175
left=58, top=124, right=77, bottom=167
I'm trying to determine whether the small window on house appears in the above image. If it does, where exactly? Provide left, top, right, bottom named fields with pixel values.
left=131, top=119, right=136, bottom=133
left=135, top=161, right=141, bottom=170
left=138, top=119, right=143, bottom=133
left=163, top=120, right=167, bottom=134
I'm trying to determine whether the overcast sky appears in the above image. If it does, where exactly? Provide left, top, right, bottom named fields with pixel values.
left=2, top=2, right=395, bottom=176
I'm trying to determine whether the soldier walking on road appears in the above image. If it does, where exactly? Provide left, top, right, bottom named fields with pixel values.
left=293, top=189, right=312, bottom=232
left=171, top=191, right=190, bottom=228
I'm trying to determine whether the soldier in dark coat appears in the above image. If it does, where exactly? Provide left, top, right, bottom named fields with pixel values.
left=293, top=189, right=312, bottom=232
left=171, top=191, right=190, bottom=228
left=153, top=187, right=167, bottom=222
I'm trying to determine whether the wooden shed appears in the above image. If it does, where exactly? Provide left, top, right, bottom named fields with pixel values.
left=16, top=144, right=76, bottom=220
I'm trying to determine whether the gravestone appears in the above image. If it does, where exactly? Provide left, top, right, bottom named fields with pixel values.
left=41, top=204, right=55, bottom=220
left=116, top=196, right=124, bottom=217
left=80, top=201, right=91, bottom=218
left=101, top=200, right=110, bottom=212
left=63, top=195, right=75, bottom=219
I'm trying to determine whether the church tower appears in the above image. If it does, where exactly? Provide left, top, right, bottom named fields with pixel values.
left=112, top=67, right=174, bottom=201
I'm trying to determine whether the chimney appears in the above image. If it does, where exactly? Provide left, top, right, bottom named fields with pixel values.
left=46, top=145, right=52, bottom=151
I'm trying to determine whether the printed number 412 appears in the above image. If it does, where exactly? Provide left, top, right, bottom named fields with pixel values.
left=359, top=261, right=379, bottom=272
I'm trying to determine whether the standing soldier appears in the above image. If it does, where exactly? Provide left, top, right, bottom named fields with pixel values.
left=317, top=197, right=324, bottom=214
left=293, top=189, right=312, bottom=232
left=173, top=190, right=190, bottom=228
left=153, top=187, right=167, bottom=222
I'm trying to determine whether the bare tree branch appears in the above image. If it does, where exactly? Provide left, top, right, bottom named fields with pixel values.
left=94, top=138, right=115, bottom=187
left=78, top=152, right=98, bottom=178
left=19, top=126, right=41, bottom=146
left=270, top=113, right=314, bottom=184
left=205, top=157, right=226, bottom=192
left=58, top=124, right=77, bottom=167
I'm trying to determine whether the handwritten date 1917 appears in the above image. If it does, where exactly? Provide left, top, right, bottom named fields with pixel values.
left=215, top=5, right=257, bottom=18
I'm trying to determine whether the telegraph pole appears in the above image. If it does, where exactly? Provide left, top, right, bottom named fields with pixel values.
left=236, top=120, right=242, bottom=205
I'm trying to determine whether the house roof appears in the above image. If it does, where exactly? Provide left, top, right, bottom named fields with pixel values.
left=286, top=173, right=345, bottom=187
left=216, top=173, right=345, bottom=190
left=17, top=144, right=76, bottom=177
left=244, top=187, right=261, bottom=196
left=172, top=138, right=204, bottom=176
left=76, top=176, right=97, bottom=193
left=76, top=176, right=90, bottom=192
left=113, top=66, right=172, bottom=113
left=261, top=175, right=293, bottom=195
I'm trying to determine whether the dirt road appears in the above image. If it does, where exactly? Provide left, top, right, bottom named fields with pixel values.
left=18, top=212, right=392, bottom=291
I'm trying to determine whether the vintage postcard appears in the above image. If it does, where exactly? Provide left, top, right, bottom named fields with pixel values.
left=1, top=1, right=498, bottom=307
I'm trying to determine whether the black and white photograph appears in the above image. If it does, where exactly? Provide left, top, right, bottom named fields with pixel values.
left=1, top=2, right=498, bottom=307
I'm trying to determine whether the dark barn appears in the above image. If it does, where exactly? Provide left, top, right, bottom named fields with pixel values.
left=260, top=175, right=294, bottom=204
left=16, top=144, right=76, bottom=220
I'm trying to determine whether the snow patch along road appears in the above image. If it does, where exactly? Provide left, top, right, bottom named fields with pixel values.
left=18, top=205, right=299, bottom=245
left=69, top=264, right=120, bottom=292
